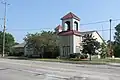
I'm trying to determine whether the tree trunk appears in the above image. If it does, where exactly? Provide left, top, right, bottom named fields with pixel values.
left=41, top=53, right=43, bottom=58
left=89, top=54, right=92, bottom=61
left=41, top=46, right=44, bottom=58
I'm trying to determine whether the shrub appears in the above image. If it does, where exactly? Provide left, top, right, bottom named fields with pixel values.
left=80, top=55, right=85, bottom=59
left=70, top=58, right=81, bottom=61
left=80, top=54, right=88, bottom=59
left=69, top=54, right=76, bottom=58
left=84, top=54, right=88, bottom=58
left=8, top=52, right=23, bottom=56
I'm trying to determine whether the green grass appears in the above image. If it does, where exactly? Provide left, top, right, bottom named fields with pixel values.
left=6, top=56, right=120, bottom=64
left=30, top=58, right=120, bottom=65
left=94, top=58, right=120, bottom=63
left=31, top=58, right=64, bottom=62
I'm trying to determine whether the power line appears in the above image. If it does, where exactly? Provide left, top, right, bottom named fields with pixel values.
left=2, top=18, right=119, bottom=31
left=2, top=18, right=118, bottom=35
left=80, top=20, right=108, bottom=25
left=6, top=28, right=54, bottom=31
left=0, top=18, right=4, bottom=20
left=5, top=19, right=119, bottom=31
left=5, top=28, right=115, bottom=32
left=80, top=19, right=120, bottom=26
left=82, top=28, right=115, bottom=32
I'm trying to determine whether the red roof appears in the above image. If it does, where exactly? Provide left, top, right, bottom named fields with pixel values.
left=61, top=12, right=80, bottom=21
left=58, top=30, right=81, bottom=36
left=55, top=25, right=62, bottom=30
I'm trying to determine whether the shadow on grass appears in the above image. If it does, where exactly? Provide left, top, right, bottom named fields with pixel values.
left=6, top=56, right=51, bottom=60
left=6, top=56, right=28, bottom=60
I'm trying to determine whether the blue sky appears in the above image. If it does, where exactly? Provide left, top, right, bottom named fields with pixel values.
left=0, top=0, right=120, bottom=43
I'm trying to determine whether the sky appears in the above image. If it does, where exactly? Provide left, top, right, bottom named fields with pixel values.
left=0, top=0, right=120, bottom=43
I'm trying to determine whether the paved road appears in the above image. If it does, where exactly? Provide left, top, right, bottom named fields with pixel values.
left=0, top=59, right=120, bottom=80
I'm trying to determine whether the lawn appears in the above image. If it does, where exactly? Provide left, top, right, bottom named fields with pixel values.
left=5, top=56, right=120, bottom=64
left=30, top=58, right=120, bottom=64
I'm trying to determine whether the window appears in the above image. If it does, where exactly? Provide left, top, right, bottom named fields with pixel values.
left=74, top=21, right=78, bottom=31
left=63, top=46, right=70, bottom=57
left=63, top=46, right=65, bottom=57
left=65, top=21, right=70, bottom=31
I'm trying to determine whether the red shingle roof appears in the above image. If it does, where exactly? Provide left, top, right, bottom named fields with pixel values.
left=61, top=12, right=80, bottom=21
left=58, top=30, right=81, bottom=36
left=55, top=25, right=62, bottom=30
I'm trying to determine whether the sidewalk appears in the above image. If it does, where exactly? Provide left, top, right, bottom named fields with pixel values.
left=107, top=63, right=120, bottom=67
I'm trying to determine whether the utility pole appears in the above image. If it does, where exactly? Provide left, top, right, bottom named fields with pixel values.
left=1, top=1, right=10, bottom=57
left=109, top=19, right=114, bottom=58
left=101, top=25, right=104, bottom=39
left=109, top=19, right=112, bottom=47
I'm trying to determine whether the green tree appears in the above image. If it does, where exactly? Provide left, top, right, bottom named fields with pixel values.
left=14, top=42, right=19, bottom=45
left=99, top=43, right=107, bottom=58
left=114, top=23, right=120, bottom=57
left=24, top=31, right=59, bottom=58
left=107, top=40, right=115, bottom=57
left=82, top=34, right=100, bottom=61
left=0, top=31, right=15, bottom=54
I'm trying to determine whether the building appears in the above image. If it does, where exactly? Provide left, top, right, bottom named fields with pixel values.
left=55, top=12, right=104, bottom=57
left=12, top=43, right=26, bottom=56
left=13, top=12, right=104, bottom=58
left=80, top=31, right=104, bottom=44
left=12, top=42, right=42, bottom=57
left=24, top=42, right=43, bottom=57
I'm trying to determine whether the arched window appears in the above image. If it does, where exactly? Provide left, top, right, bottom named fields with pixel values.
left=64, top=21, right=70, bottom=31
left=74, top=21, right=78, bottom=31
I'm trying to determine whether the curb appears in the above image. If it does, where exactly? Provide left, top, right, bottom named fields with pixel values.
left=107, top=63, right=120, bottom=67
left=1, top=57, right=120, bottom=67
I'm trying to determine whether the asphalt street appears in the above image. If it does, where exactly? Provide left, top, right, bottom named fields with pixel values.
left=0, top=58, right=120, bottom=80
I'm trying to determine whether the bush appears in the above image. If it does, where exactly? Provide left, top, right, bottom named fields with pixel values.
left=69, top=53, right=80, bottom=58
left=69, top=53, right=88, bottom=59
left=80, top=54, right=88, bottom=59
left=100, top=52, right=106, bottom=59
left=8, top=52, right=24, bottom=56
left=80, top=55, right=85, bottom=59
left=70, top=58, right=81, bottom=61
left=114, top=45, right=120, bottom=57
left=69, top=54, right=76, bottom=58
left=84, top=54, right=88, bottom=58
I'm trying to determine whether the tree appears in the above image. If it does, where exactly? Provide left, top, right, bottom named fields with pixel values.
left=14, top=42, right=19, bottom=45
left=107, top=40, right=115, bottom=57
left=0, top=31, right=15, bottom=54
left=82, top=34, right=100, bottom=61
left=114, top=23, right=120, bottom=57
left=99, top=43, right=107, bottom=58
left=24, top=31, right=59, bottom=58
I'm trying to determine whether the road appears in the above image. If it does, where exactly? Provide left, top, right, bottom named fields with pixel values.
left=0, top=59, right=120, bottom=80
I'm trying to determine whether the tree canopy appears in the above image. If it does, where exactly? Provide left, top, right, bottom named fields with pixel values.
left=82, top=34, right=100, bottom=60
left=24, top=31, right=59, bottom=58
left=114, top=23, right=120, bottom=57
left=0, top=31, right=15, bottom=54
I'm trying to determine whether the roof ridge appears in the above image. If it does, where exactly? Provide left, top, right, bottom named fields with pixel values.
left=80, top=30, right=96, bottom=33
left=70, top=12, right=74, bottom=17
left=61, top=12, right=80, bottom=21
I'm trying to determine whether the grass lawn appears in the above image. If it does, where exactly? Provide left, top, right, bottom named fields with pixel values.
left=6, top=56, right=120, bottom=64
left=30, top=57, right=120, bottom=64
left=94, top=58, right=120, bottom=63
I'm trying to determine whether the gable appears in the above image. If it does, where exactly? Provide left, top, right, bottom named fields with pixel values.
left=80, top=31, right=105, bottom=44
left=92, top=31, right=104, bottom=43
